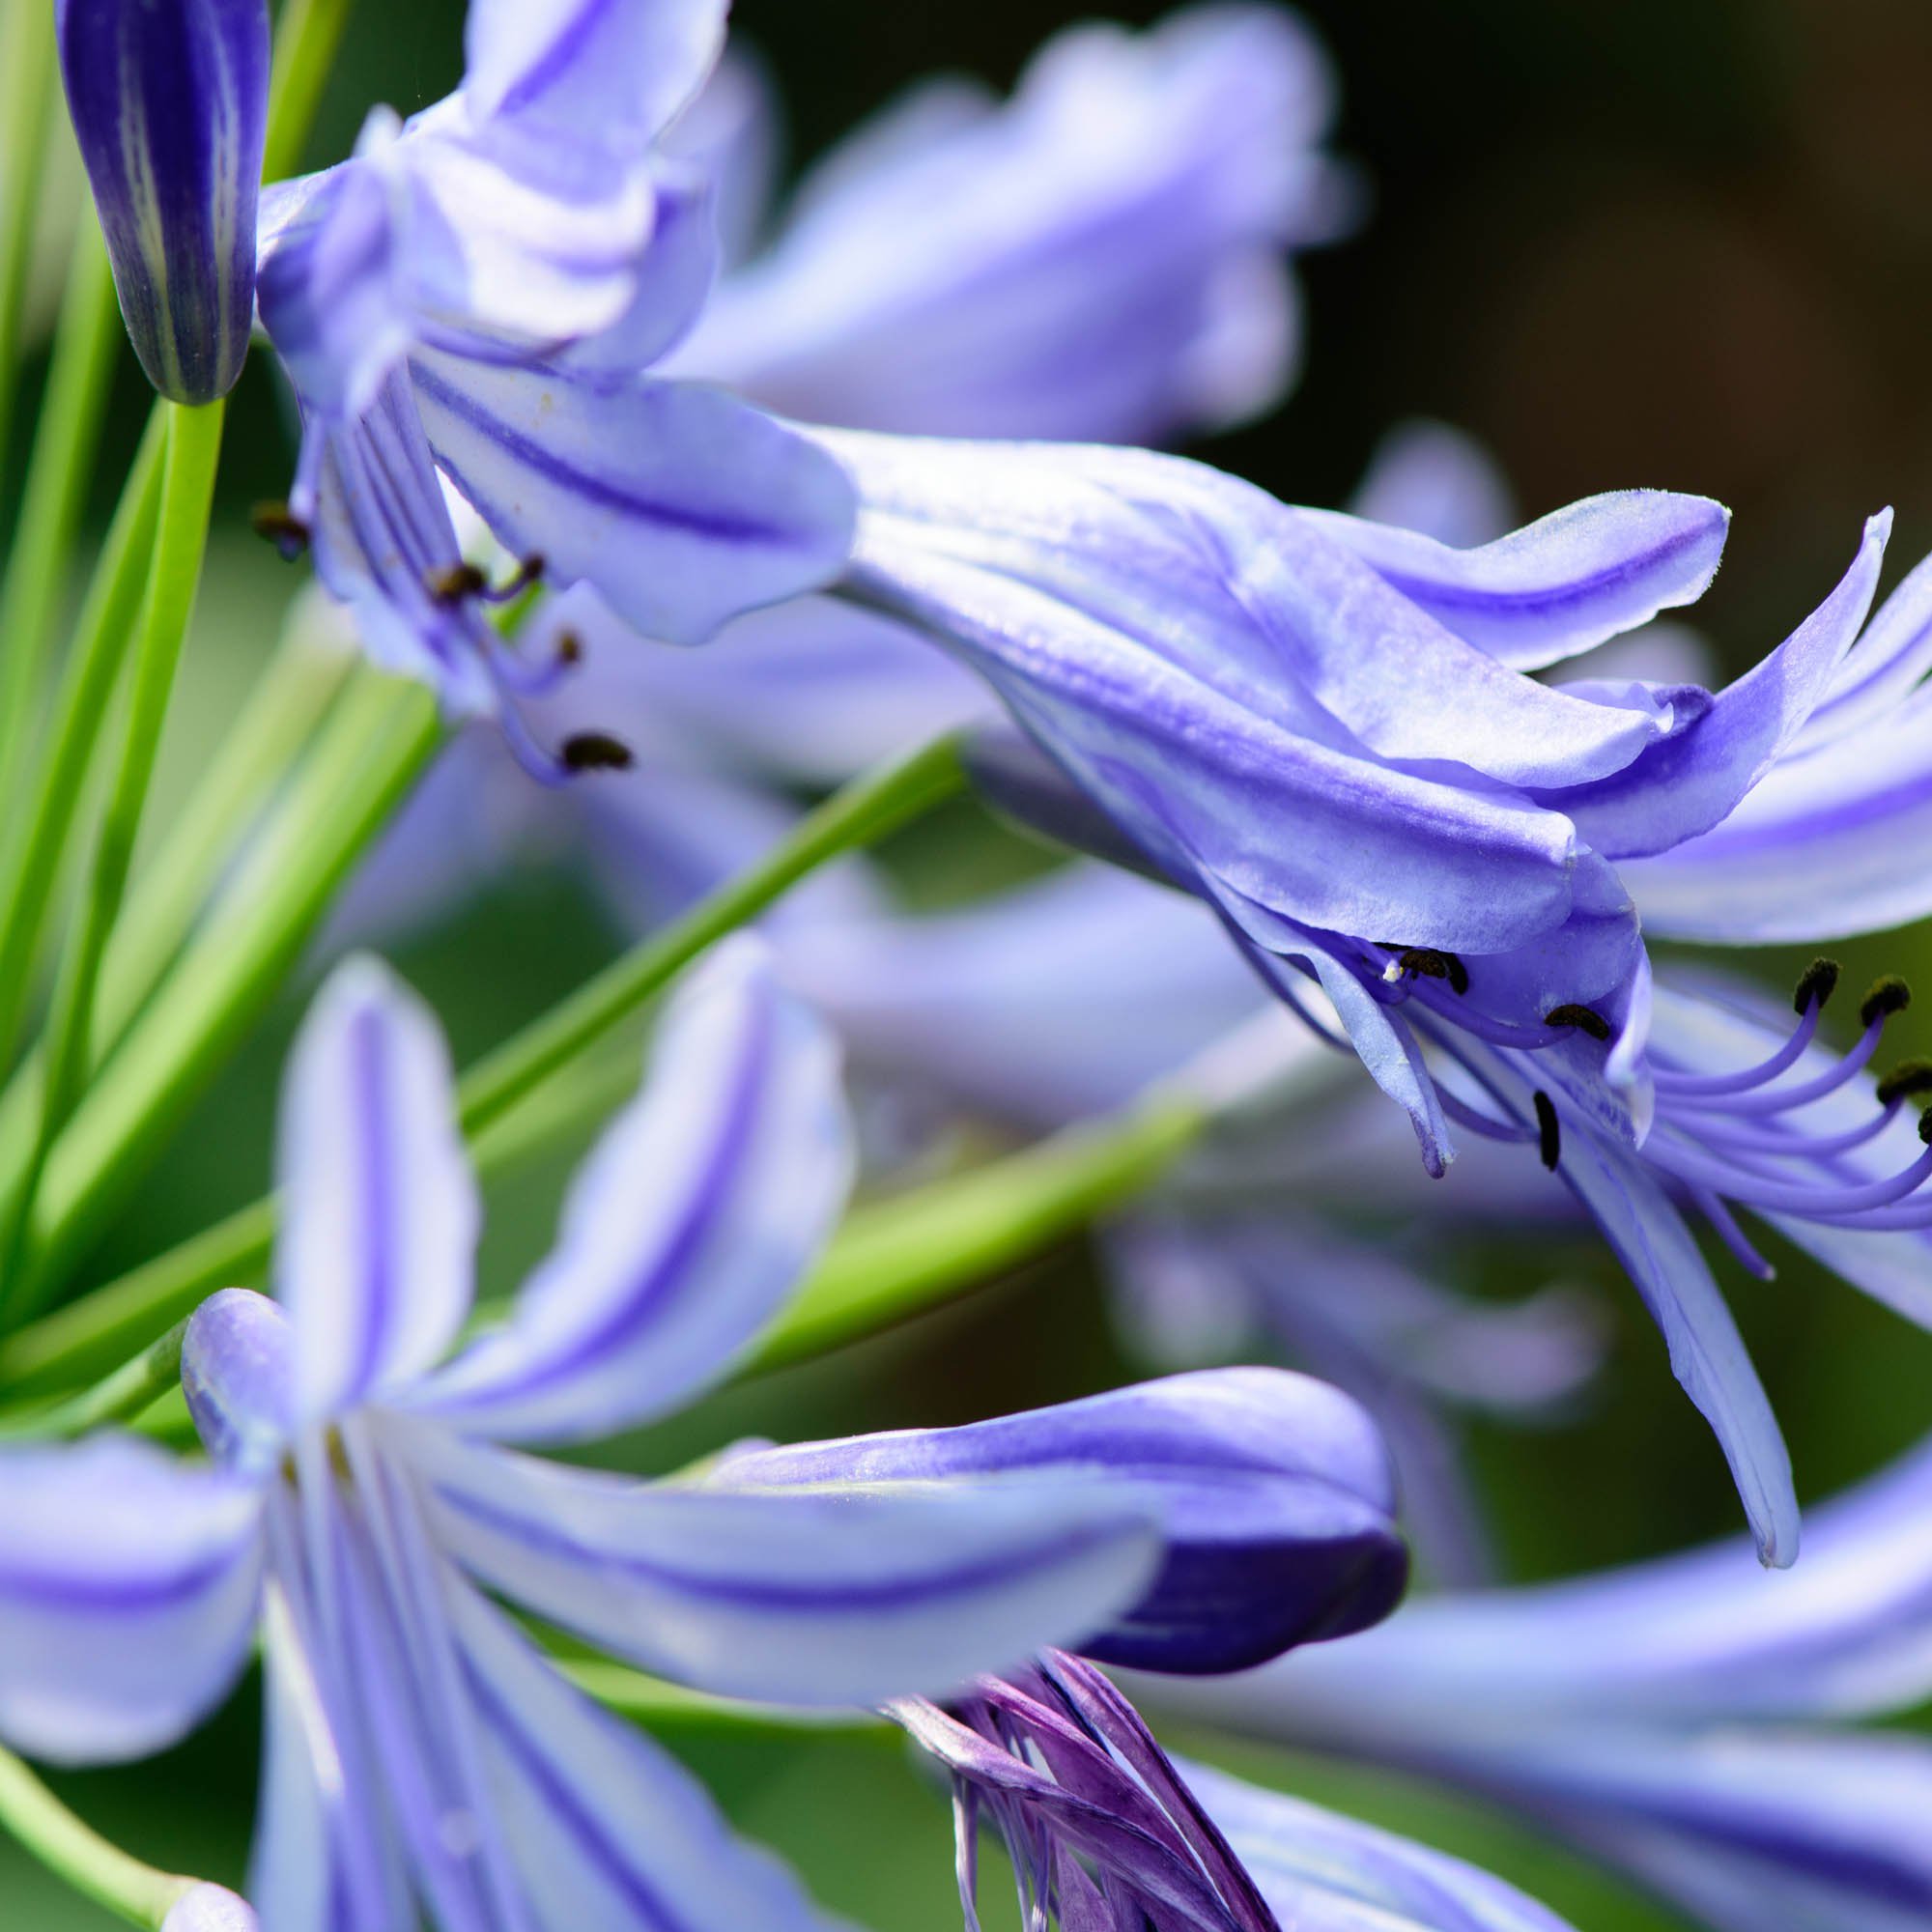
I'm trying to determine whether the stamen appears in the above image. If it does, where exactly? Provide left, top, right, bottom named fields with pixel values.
left=1861, top=976, right=1912, bottom=1028
left=249, top=500, right=310, bottom=557
left=1544, top=1004, right=1612, bottom=1042
left=1651, top=1002, right=1821, bottom=1098
left=1878, top=1060, right=1932, bottom=1107
left=1793, top=956, right=1841, bottom=1015
left=1533, top=1091, right=1561, bottom=1170
left=1645, top=1113, right=1932, bottom=1216
left=479, top=553, right=546, bottom=605
left=1672, top=1008, right=1891, bottom=1118
left=1438, top=1088, right=1533, bottom=1145
left=1690, top=1187, right=1776, bottom=1280
left=425, top=561, right=490, bottom=605
left=1375, top=945, right=1471, bottom=995
left=554, top=628, right=583, bottom=667
left=560, top=732, right=635, bottom=773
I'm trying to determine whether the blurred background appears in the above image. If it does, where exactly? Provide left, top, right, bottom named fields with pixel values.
left=10, top=1, right=1932, bottom=1926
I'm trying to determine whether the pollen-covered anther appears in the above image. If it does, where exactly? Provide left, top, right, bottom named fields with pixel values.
left=426, top=562, right=491, bottom=606
left=1861, top=976, right=1912, bottom=1029
left=483, top=553, right=547, bottom=604
left=554, top=628, right=583, bottom=667
left=1377, top=945, right=1470, bottom=995
left=250, top=501, right=310, bottom=556
left=1533, top=1091, right=1561, bottom=1170
left=560, top=732, right=635, bottom=773
left=1878, top=1060, right=1932, bottom=1107
left=1544, top=1003, right=1612, bottom=1042
left=1793, top=956, right=1842, bottom=1015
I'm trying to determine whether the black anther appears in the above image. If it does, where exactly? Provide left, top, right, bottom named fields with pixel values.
left=1533, top=1091, right=1561, bottom=1170
left=1861, top=976, right=1913, bottom=1029
left=1793, top=957, right=1841, bottom=1015
left=1545, top=1004, right=1612, bottom=1042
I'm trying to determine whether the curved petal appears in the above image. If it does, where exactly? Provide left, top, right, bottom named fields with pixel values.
left=1345, top=419, right=1516, bottom=550
left=711, top=1367, right=1408, bottom=1673
left=1298, top=489, right=1729, bottom=672
left=1791, top=547, right=1932, bottom=753
left=0, top=1437, right=263, bottom=1765
left=403, top=1424, right=1161, bottom=1707
left=412, top=937, right=853, bottom=1444
left=1554, top=512, right=1890, bottom=860
left=446, top=1577, right=840, bottom=1932
left=463, top=0, right=726, bottom=143
left=412, top=355, right=858, bottom=646
left=1182, top=1757, right=1578, bottom=1932
left=277, top=956, right=480, bottom=1426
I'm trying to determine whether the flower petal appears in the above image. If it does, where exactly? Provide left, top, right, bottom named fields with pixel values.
left=0, top=1437, right=262, bottom=1765
left=412, top=355, right=858, bottom=646
left=1297, top=488, right=1729, bottom=671
left=446, top=1576, right=839, bottom=1932
left=1181, top=1756, right=1578, bottom=1932
left=412, top=937, right=852, bottom=1444
left=277, top=955, right=480, bottom=1425
left=404, top=1425, right=1162, bottom=1707
left=1553, top=512, right=1891, bottom=861
left=1345, top=419, right=1516, bottom=549
left=712, top=1367, right=1408, bottom=1673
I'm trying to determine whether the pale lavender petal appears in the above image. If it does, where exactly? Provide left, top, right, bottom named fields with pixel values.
left=1792, top=548, right=1932, bottom=753
left=1300, top=488, right=1730, bottom=671
left=0, top=1437, right=263, bottom=1765
left=277, top=956, right=479, bottom=1425
left=662, top=49, right=781, bottom=271
left=412, top=937, right=852, bottom=1444
left=404, top=1424, right=1162, bottom=1707
left=160, top=1885, right=257, bottom=1932
left=446, top=1577, right=839, bottom=1932
left=1557, top=512, right=1890, bottom=860
left=183, top=1289, right=295, bottom=1477
left=1344, top=419, right=1516, bottom=549
left=1182, top=1756, right=1577, bottom=1932
left=412, top=355, right=857, bottom=646
left=712, top=1367, right=1407, bottom=1673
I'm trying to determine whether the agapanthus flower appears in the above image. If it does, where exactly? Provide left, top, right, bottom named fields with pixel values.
left=57, top=0, right=270, bottom=404
left=895, top=1647, right=1578, bottom=1932
left=1151, top=1427, right=1932, bottom=1931
left=162, top=1886, right=258, bottom=1932
left=663, top=4, right=1355, bottom=442
left=806, top=427, right=1932, bottom=1563
left=0, top=936, right=1408, bottom=1926
left=251, top=0, right=856, bottom=774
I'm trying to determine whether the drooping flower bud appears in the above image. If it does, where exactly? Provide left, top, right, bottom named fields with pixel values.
left=161, top=1883, right=258, bottom=1932
left=56, top=0, right=271, bottom=404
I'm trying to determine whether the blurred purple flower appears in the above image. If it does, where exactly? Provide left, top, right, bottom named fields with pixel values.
left=1151, top=1431, right=1932, bottom=1931
left=895, top=1647, right=1577, bottom=1932
left=252, top=0, right=855, bottom=772
left=161, top=1888, right=258, bottom=1932
left=0, top=938, right=1406, bottom=1924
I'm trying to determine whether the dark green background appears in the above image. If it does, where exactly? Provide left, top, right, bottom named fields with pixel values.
left=10, top=2, right=1932, bottom=1926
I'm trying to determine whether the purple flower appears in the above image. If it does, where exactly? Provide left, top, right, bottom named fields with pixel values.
left=895, top=1648, right=1577, bottom=1932
left=0, top=938, right=1406, bottom=1924
left=161, top=1888, right=258, bottom=1932
left=664, top=5, right=1354, bottom=443
left=57, top=0, right=270, bottom=402
left=815, top=426, right=1931, bottom=1563
left=1151, top=1431, right=1932, bottom=1931
left=251, top=0, right=855, bottom=773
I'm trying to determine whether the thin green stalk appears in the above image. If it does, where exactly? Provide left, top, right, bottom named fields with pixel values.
left=458, top=732, right=969, bottom=1142
left=17, top=672, right=440, bottom=1303
left=0, top=0, right=57, bottom=463
left=93, top=621, right=357, bottom=1055
left=565, top=1661, right=895, bottom=1745
left=745, top=1093, right=1208, bottom=1375
left=0, top=1318, right=184, bottom=1440
left=0, top=227, right=122, bottom=815
left=264, top=0, right=356, bottom=183
left=0, top=414, right=167, bottom=1063
left=0, top=1745, right=198, bottom=1928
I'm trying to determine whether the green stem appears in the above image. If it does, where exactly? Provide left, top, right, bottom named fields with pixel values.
left=0, top=227, right=123, bottom=817
left=0, top=413, right=167, bottom=1064
left=0, top=0, right=56, bottom=466
left=0, top=1319, right=185, bottom=1441
left=747, top=1093, right=1208, bottom=1375
left=17, top=673, right=440, bottom=1304
left=0, top=1745, right=195, bottom=1928
left=263, top=0, right=357, bottom=183
left=458, top=731, right=969, bottom=1142
left=564, top=1661, right=895, bottom=1745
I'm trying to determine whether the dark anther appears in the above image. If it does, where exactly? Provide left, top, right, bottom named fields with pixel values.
left=1382, top=947, right=1470, bottom=995
left=498, top=553, right=546, bottom=596
left=1533, top=1091, right=1561, bottom=1170
left=1878, top=1060, right=1932, bottom=1107
left=250, top=501, right=309, bottom=556
left=1443, top=952, right=1470, bottom=996
left=1861, top=976, right=1913, bottom=1029
left=426, top=562, right=490, bottom=605
left=1793, top=956, right=1841, bottom=1015
left=561, top=732, right=635, bottom=773
left=554, top=628, right=583, bottom=666
left=1918, top=1108, right=1932, bottom=1149
left=1545, top=1003, right=1612, bottom=1042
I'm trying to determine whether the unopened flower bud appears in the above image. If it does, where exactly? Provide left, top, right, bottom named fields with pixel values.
left=56, top=0, right=271, bottom=404
left=161, top=1883, right=258, bottom=1932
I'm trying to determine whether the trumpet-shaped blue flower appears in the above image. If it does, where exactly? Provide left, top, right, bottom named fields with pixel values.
left=808, top=428, right=1932, bottom=1564
left=57, top=0, right=270, bottom=403
left=665, top=5, right=1354, bottom=442
left=251, top=0, right=856, bottom=774
left=1151, top=1429, right=1932, bottom=1931
left=0, top=938, right=1407, bottom=1926
left=895, top=1647, right=1577, bottom=1932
